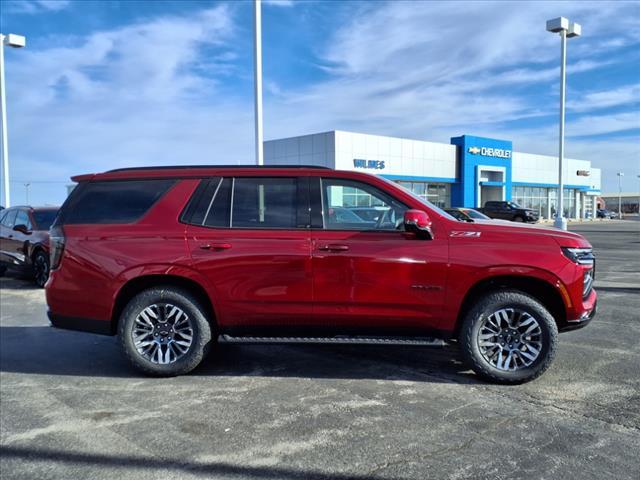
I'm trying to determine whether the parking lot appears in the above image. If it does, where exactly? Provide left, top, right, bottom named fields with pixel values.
left=0, top=221, right=638, bottom=480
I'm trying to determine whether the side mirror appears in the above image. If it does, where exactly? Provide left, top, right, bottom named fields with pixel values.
left=13, top=224, right=31, bottom=235
left=404, top=209, right=433, bottom=240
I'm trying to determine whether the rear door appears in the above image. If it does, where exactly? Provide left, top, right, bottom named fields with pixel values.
left=8, top=209, right=33, bottom=266
left=310, top=177, right=448, bottom=333
left=185, top=176, right=313, bottom=331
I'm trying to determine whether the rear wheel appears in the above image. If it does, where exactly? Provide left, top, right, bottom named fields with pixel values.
left=119, top=287, right=212, bottom=376
left=459, top=290, right=558, bottom=384
left=33, top=251, right=50, bottom=288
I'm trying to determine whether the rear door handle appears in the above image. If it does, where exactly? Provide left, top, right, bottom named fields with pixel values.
left=199, top=243, right=232, bottom=250
left=318, top=244, right=349, bottom=252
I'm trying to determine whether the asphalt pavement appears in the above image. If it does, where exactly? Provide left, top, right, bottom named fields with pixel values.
left=1, top=220, right=639, bottom=480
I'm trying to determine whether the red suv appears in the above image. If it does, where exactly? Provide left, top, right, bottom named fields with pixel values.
left=46, top=166, right=597, bottom=383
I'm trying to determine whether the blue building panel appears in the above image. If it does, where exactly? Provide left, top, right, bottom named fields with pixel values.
left=450, top=135, right=513, bottom=208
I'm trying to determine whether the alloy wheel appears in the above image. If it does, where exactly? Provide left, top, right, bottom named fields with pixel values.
left=132, top=303, right=194, bottom=365
left=477, top=308, right=543, bottom=371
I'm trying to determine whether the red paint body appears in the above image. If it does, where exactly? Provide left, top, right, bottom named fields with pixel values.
left=46, top=167, right=596, bottom=337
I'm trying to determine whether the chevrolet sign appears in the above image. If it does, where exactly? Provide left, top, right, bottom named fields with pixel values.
left=468, top=146, right=512, bottom=159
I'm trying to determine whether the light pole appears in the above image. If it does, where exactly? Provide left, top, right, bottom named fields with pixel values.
left=617, top=172, right=624, bottom=218
left=1, top=33, right=26, bottom=208
left=253, top=0, right=264, bottom=166
left=24, top=182, right=30, bottom=204
left=546, top=17, right=581, bottom=230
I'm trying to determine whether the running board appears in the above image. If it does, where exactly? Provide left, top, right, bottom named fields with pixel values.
left=219, top=335, right=446, bottom=347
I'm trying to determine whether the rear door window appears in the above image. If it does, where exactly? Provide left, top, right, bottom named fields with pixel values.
left=182, top=177, right=309, bottom=229
left=62, top=179, right=176, bottom=224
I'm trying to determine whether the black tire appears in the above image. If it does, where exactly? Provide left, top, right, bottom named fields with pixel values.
left=33, top=250, right=50, bottom=288
left=459, top=290, right=558, bottom=384
left=118, top=286, right=213, bottom=377
left=513, top=216, right=524, bottom=222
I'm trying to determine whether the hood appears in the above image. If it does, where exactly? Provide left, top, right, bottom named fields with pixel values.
left=469, top=219, right=590, bottom=246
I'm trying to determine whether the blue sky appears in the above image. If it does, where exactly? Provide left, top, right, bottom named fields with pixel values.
left=1, top=0, right=639, bottom=205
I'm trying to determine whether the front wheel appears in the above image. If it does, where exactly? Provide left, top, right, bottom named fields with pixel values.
left=119, top=287, right=213, bottom=376
left=459, top=290, right=558, bottom=384
left=513, top=216, right=524, bottom=222
left=33, top=251, right=50, bottom=288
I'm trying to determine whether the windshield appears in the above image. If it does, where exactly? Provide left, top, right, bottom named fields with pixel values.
left=32, top=210, right=59, bottom=230
left=386, top=178, right=457, bottom=221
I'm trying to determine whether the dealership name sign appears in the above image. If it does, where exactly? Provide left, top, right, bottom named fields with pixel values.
left=353, top=159, right=386, bottom=170
left=468, top=146, right=512, bottom=159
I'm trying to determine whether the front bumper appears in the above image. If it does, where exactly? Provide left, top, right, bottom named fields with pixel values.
left=560, top=298, right=597, bottom=332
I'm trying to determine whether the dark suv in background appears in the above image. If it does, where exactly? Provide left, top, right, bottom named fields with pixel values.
left=0, top=206, right=59, bottom=287
left=479, top=201, right=539, bottom=223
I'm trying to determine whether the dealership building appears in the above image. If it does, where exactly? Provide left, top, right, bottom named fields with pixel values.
left=265, top=131, right=602, bottom=220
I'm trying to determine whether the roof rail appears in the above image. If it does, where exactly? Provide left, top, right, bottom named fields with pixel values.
left=106, top=165, right=332, bottom=173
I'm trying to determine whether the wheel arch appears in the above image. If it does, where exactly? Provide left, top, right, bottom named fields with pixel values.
left=454, top=274, right=568, bottom=336
left=111, top=274, right=217, bottom=336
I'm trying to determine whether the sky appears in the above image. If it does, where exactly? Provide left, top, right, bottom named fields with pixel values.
left=0, top=0, right=639, bottom=206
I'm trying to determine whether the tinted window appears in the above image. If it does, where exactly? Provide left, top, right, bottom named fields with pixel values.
left=63, top=180, right=175, bottom=224
left=32, top=210, right=58, bottom=230
left=321, top=178, right=407, bottom=231
left=232, top=178, right=298, bottom=229
left=2, top=209, right=17, bottom=228
left=203, top=178, right=231, bottom=227
left=0, top=210, right=7, bottom=225
left=14, top=210, right=31, bottom=229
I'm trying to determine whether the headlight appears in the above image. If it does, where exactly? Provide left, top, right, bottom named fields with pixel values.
left=561, top=247, right=594, bottom=266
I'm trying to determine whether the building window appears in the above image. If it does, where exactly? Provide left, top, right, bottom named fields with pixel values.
left=396, top=181, right=450, bottom=208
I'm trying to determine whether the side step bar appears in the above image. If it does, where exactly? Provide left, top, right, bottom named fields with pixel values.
left=219, top=335, right=446, bottom=347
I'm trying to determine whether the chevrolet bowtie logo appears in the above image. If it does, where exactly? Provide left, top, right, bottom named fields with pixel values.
left=468, top=146, right=481, bottom=155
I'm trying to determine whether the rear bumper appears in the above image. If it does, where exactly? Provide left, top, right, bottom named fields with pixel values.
left=48, top=311, right=114, bottom=336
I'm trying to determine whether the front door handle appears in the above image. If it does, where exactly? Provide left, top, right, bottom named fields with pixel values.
left=200, top=243, right=232, bottom=250
left=318, top=244, right=349, bottom=252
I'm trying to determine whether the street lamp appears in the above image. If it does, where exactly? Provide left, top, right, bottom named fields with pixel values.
left=253, top=0, right=263, bottom=166
left=1, top=33, right=26, bottom=208
left=547, top=17, right=581, bottom=230
left=617, top=172, right=624, bottom=218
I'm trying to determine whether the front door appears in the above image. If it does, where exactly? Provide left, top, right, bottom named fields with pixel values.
left=310, top=177, right=448, bottom=333
left=185, top=176, right=313, bottom=331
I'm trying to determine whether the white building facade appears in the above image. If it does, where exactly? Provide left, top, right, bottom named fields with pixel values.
left=264, top=130, right=601, bottom=219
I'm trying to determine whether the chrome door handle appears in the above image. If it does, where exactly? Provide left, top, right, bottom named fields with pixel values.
left=200, top=243, right=232, bottom=250
left=318, top=244, right=349, bottom=252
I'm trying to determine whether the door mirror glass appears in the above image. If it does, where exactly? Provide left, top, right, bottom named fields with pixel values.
left=404, top=209, right=433, bottom=239
left=13, top=224, right=31, bottom=234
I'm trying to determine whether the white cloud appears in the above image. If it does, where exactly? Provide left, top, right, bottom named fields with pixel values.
left=5, top=0, right=70, bottom=14
left=568, top=84, right=640, bottom=113
left=263, top=0, right=295, bottom=7
left=3, top=5, right=256, bottom=205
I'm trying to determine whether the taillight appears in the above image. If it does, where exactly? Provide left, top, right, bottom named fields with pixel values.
left=50, top=225, right=66, bottom=270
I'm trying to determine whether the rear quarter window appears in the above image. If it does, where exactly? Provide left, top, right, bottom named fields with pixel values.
left=61, top=179, right=176, bottom=224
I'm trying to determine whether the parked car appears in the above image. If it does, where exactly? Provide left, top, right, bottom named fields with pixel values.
left=596, top=209, right=617, bottom=219
left=46, top=166, right=596, bottom=384
left=445, top=207, right=491, bottom=222
left=478, top=201, right=539, bottom=223
left=0, top=206, right=59, bottom=287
